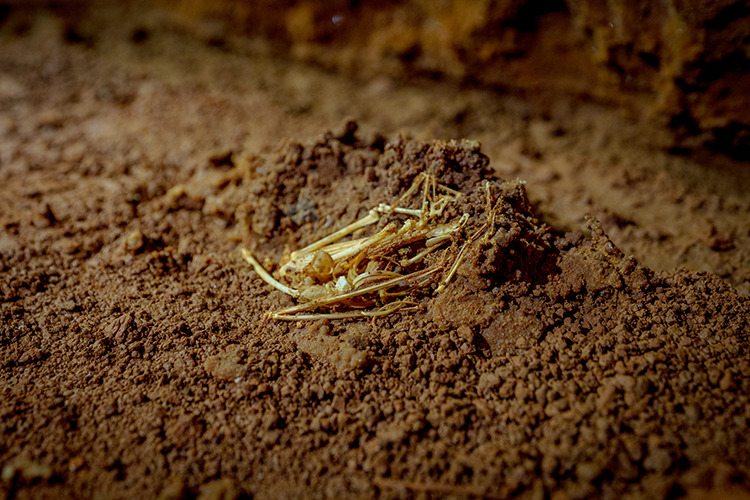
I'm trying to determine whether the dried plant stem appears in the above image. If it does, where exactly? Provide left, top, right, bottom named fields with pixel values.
left=241, top=248, right=300, bottom=298
left=271, top=300, right=416, bottom=321
left=271, top=266, right=441, bottom=318
left=290, top=209, right=380, bottom=261
left=240, top=172, right=495, bottom=321
left=400, top=244, right=443, bottom=266
left=289, top=203, right=421, bottom=264
left=435, top=241, right=470, bottom=294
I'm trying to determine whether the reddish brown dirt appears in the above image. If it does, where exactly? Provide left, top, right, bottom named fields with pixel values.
left=1, top=4, right=750, bottom=500
left=161, top=0, right=750, bottom=153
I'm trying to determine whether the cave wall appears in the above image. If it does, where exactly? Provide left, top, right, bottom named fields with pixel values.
left=153, top=0, right=749, bottom=151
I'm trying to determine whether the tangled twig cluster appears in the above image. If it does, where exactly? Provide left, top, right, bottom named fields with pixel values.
left=242, top=172, right=503, bottom=320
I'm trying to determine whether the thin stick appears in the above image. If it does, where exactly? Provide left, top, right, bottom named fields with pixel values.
left=318, top=237, right=368, bottom=258
left=400, top=244, right=444, bottom=266
left=389, top=173, right=425, bottom=214
left=247, top=172, right=474, bottom=321
left=241, top=248, right=300, bottom=298
left=377, top=203, right=421, bottom=217
left=272, top=300, right=415, bottom=321
left=271, top=266, right=442, bottom=317
left=437, top=183, right=463, bottom=196
left=290, top=209, right=380, bottom=261
left=352, top=270, right=403, bottom=288
left=272, top=310, right=371, bottom=320
left=435, top=241, right=470, bottom=294
left=326, top=224, right=396, bottom=263
left=484, top=181, right=496, bottom=230
left=420, top=174, right=430, bottom=220
left=434, top=206, right=494, bottom=294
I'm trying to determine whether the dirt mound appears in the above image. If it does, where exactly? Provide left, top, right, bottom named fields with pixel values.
left=2, top=115, right=749, bottom=498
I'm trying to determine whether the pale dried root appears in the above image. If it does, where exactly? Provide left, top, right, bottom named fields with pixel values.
left=270, top=300, right=418, bottom=321
left=241, top=172, right=501, bottom=321
left=269, top=266, right=442, bottom=319
left=241, top=248, right=299, bottom=298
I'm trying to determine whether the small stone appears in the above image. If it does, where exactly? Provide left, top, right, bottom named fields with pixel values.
left=456, top=325, right=473, bottom=342
left=204, top=347, right=247, bottom=382
left=166, top=184, right=186, bottom=199
left=32, top=204, right=57, bottom=228
left=1, top=464, right=14, bottom=481
left=107, top=312, right=136, bottom=344
left=478, top=372, right=500, bottom=392
left=68, top=456, right=85, bottom=472
left=60, top=299, right=76, bottom=311
left=514, top=381, right=529, bottom=401
left=596, top=381, right=617, bottom=412
left=125, top=230, right=145, bottom=252
left=576, top=461, right=601, bottom=482
left=261, top=409, right=279, bottom=430
left=644, top=447, right=672, bottom=472
left=498, top=381, right=514, bottom=399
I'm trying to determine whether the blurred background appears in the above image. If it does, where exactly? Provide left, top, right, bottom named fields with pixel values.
left=6, top=0, right=748, bottom=152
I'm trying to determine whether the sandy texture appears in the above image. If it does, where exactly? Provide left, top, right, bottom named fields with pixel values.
left=1, top=4, right=750, bottom=500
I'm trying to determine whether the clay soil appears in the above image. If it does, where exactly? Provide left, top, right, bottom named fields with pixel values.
left=1, top=4, right=750, bottom=500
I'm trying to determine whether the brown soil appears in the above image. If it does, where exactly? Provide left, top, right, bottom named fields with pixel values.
left=1, top=3, right=750, bottom=500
